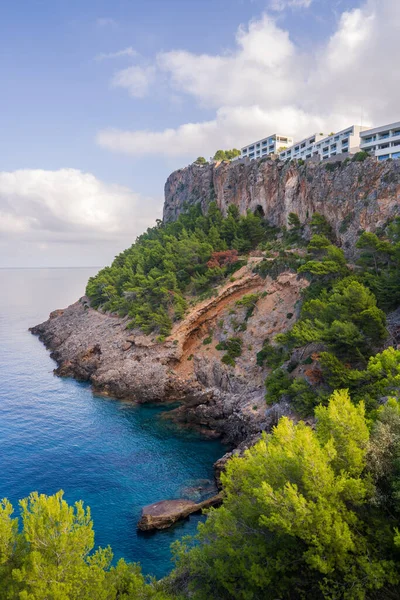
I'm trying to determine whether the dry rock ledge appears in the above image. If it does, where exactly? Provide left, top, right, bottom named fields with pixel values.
left=137, top=494, right=223, bottom=531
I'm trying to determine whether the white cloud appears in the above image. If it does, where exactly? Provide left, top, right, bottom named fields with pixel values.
left=112, top=65, right=156, bottom=98
left=156, top=14, right=298, bottom=109
left=269, top=0, right=312, bottom=11
left=0, top=169, right=157, bottom=243
left=98, top=0, right=400, bottom=160
left=98, top=105, right=337, bottom=158
left=96, top=47, right=138, bottom=61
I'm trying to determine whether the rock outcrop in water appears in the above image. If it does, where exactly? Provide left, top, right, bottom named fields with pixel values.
left=164, top=157, right=400, bottom=255
left=137, top=494, right=223, bottom=531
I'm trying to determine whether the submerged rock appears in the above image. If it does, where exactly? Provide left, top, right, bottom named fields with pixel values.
left=137, top=494, right=223, bottom=531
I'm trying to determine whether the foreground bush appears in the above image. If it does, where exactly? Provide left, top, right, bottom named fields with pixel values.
left=171, top=391, right=400, bottom=600
left=0, top=491, right=172, bottom=600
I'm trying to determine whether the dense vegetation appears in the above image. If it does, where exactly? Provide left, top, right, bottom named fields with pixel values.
left=16, top=204, right=400, bottom=599
left=171, top=392, right=400, bottom=599
left=263, top=216, right=400, bottom=416
left=0, top=491, right=172, bottom=600
left=213, top=149, right=241, bottom=161
left=86, top=204, right=271, bottom=338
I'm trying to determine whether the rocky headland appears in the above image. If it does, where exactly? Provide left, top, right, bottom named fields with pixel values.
left=31, top=156, right=400, bottom=496
left=31, top=262, right=305, bottom=449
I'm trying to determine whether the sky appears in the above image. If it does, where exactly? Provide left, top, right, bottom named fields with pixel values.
left=0, top=0, right=399, bottom=267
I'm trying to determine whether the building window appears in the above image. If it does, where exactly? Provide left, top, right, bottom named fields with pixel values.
left=249, top=146, right=254, bottom=151
left=378, top=154, right=390, bottom=161
left=392, top=152, right=400, bottom=159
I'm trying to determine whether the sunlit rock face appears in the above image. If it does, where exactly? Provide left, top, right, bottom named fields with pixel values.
left=164, top=157, right=400, bottom=255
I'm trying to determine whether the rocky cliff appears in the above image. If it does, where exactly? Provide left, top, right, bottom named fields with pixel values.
left=164, top=157, right=400, bottom=253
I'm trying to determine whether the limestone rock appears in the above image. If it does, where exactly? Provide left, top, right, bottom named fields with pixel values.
left=137, top=494, right=223, bottom=531
left=164, top=158, right=400, bottom=257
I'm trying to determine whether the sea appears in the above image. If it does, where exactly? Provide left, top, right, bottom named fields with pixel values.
left=0, top=267, right=225, bottom=578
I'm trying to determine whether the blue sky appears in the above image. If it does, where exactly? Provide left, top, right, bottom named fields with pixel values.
left=0, top=0, right=398, bottom=267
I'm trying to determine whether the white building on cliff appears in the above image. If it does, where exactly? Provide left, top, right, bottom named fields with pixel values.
left=359, top=121, right=400, bottom=161
left=241, top=133, right=293, bottom=161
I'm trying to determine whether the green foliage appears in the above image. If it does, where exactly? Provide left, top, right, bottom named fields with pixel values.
left=0, top=491, right=171, bottom=600
left=320, top=347, right=400, bottom=411
left=86, top=204, right=271, bottom=336
left=288, top=212, right=301, bottom=229
left=254, top=251, right=304, bottom=279
left=216, top=337, right=243, bottom=366
left=172, top=391, right=400, bottom=600
left=235, top=293, right=260, bottom=320
left=256, top=340, right=289, bottom=368
left=325, top=161, right=341, bottom=172
left=194, top=157, right=207, bottom=165
left=213, top=149, right=241, bottom=161
left=265, top=366, right=321, bottom=414
left=279, top=278, right=386, bottom=361
left=356, top=227, right=400, bottom=311
left=352, top=150, right=369, bottom=162
left=339, top=212, right=354, bottom=234
left=310, top=213, right=334, bottom=239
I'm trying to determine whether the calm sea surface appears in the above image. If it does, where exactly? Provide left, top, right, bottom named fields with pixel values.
left=0, top=268, right=225, bottom=578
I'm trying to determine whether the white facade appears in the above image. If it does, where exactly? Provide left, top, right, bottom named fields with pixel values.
left=359, top=121, right=400, bottom=161
left=279, top=133, right=326, bottom=161
left=241, top=134, right=293, bottom=161
left=313, top=125, right=368, bottom=160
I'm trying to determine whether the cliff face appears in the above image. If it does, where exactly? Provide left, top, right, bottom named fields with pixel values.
left=164, top=158, right=400, bottom=251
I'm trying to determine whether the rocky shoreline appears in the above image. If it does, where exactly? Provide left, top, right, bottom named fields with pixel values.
left=30, top=264, right=307, bottom=488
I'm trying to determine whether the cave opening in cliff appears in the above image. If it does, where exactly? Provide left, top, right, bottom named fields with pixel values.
left=254, top=205, right=265, bottom=218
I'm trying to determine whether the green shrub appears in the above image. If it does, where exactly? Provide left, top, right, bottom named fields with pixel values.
left=257, top=340, right=289, bottom=368
left=352, top=150, right=369, bottom=162
left=216, top=337, right=243, bottom=366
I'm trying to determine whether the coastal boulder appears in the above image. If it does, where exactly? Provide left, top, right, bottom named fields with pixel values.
left=137, top=494, right=223, bottom=531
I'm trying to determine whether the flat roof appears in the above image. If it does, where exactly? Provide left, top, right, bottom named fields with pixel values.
left=360, top=121, right=400, bottom=136
left=284, top=133, right=325, bottom=151
left=241, top=133, right=293, bottom=150
left=314, top=125, right=365, bottom=146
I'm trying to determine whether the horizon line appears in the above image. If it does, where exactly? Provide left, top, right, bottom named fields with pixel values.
left=0, top=266, right=104, bottom=270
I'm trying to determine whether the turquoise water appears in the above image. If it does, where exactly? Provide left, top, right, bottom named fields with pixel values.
left=0, top=268, right=225, bottom=578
